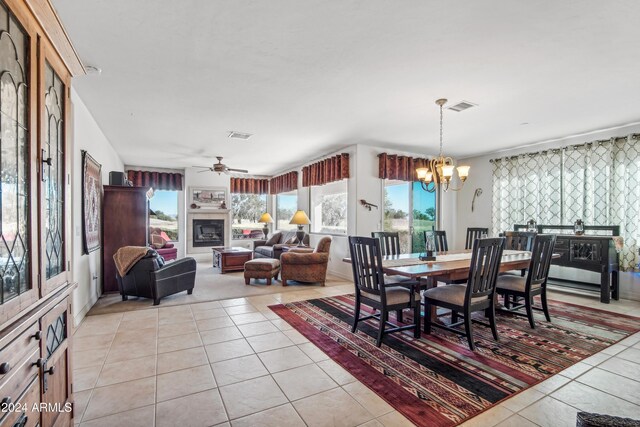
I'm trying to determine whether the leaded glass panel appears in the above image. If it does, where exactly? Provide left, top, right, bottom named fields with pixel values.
left=46, top=311, right=66, bottom=358
left=0, top=1, right=29, bottom=304
left=44, top=62, right=64, bottom=279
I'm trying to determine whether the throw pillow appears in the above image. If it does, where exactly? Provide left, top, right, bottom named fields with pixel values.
left=151, top=233, right=166, bottom=249
left=265, top=233, right=281, bottom=246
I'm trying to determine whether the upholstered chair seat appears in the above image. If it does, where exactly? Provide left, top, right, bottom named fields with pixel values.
left=361, top=287, right=421, bottom=305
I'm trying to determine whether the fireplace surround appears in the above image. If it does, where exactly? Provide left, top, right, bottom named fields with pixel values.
left=187, top=210, right=231, bottom=254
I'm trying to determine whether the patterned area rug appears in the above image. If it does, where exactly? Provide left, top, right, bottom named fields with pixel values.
left=270, top=295, right=640, bottom=427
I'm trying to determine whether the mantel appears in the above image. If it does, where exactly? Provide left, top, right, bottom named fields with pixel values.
left=188, top=209, right=230, bottom=214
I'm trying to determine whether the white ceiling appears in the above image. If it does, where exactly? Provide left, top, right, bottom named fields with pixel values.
left=52, top=0, right=640, bottom=175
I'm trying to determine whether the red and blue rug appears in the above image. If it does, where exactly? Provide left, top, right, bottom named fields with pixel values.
left=270, top=295, right=640, bottom=427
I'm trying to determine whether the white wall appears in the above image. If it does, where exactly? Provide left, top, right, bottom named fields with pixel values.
left=71, top=88, right=124, bottom=326
left=456, top=123, right=640, bottom=301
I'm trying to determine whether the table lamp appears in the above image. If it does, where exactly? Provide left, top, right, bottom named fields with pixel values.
left=289, top=210, right=311, bottom=247
left=258, top=212, right=274, bottom=239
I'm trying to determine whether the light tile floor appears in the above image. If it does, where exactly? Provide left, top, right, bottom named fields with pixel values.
left=73, top=285, right=640, bottom=427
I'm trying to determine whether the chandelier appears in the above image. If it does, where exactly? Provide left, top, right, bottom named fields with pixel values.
left=416, top=98, right=470, bottom=192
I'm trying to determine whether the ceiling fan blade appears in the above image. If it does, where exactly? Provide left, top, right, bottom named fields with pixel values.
left=197, top=169, right=211, bottom=173
left=227, top=168, right=249, bottom=173
left=192, top=166, right=211, bottom=168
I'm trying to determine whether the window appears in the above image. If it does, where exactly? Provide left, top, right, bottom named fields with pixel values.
left=383, top=180, right=437, bottom=252
left=149, top=190, right=179, bottom=241
left=231, top=193, right=267, bottom=239
left=275, top=191, right=297, bottom=231
left=310, top=180, right=347, bottom=235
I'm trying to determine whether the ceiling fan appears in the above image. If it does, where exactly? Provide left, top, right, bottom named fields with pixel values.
left=193, top=156, right=249, bottom=174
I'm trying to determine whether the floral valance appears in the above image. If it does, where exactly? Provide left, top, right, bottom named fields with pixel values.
left=269, top=171, right=298, bottom=194
left=230, top=177, right=269, bottom=194
left=302, top=153, right=350, bottom=187
left=378, top=153, right=430, bottom=182
left=127, top=170, right=183, bottom=191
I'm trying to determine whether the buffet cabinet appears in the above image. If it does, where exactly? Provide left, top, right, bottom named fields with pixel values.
left=0, top=0, right=83, bottom=425
left=515, top=225, right=620, bottom=303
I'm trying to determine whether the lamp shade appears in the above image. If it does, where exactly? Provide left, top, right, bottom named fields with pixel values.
left=258, top=212, right=274, bottom=224
left=289, top=210, right=311, bottom=225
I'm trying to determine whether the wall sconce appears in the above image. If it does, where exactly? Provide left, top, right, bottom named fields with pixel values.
left=471, top=188, right=483, bottom=212
left=359, top=199, right=378, bottom=211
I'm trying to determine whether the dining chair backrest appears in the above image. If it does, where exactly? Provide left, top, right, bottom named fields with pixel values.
left=465, top=237, right=505, bottom=303
left=349, top=236, right=387, bottom=301
left=502, top=231, right=536, bottom=251
left=424, top=230, right=448, bottom=252
left=465, top=227, right=489, bottom=249
left=526, top=234, right=556, bottom=290
left=371, top=231, right=401, bottom=256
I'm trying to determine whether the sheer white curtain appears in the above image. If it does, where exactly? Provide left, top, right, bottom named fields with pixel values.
left=492, top=135, right=640, bottom=270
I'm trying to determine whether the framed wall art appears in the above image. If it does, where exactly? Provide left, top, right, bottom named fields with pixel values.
left=82, top=150, right=103, bottom=254
left=189, top=186, right=227, bottom=209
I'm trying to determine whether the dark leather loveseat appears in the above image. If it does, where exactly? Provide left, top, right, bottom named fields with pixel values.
left=253, top=230, right=310, bottom=260
left=116, top=249, right=197, bottom=305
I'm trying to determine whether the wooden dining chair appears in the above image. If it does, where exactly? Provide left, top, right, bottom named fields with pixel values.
left=371, top=231, right=401, bottom=256
left=501, top=231, right=537, bottom=276
left=424, top=230, right=448, bottom=252
left=496, top=234, right=556, bottom=328
left=422, top=237, right=505, bottom=351
left=502, top=231, right=536, bottom=251
left=465, top=227, right=489, bottom=249
left=349, top=236, right=421, bottom=347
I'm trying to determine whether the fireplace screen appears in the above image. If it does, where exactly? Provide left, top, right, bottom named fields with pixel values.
left=193, top=219, right=224, bottom=247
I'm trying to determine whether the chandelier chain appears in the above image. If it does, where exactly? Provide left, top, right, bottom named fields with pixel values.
left=439, top=102, right=444, bottom=157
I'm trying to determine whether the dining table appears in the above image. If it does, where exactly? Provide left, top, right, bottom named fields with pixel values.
left=342, top=249, right=543, bottom=321
left=343, top=249, right=535, bottom=282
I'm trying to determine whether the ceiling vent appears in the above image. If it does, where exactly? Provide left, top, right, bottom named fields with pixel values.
left=447, top=101, right=477, bottom=112
left=228, top=131, right=253, bottom=140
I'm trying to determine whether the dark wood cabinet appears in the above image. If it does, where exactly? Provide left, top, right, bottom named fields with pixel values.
left=0, top=0, right=81, bottom=425
left=515, top=224, right=620, bottom=303
left=102, top=186, right=150, bottom=293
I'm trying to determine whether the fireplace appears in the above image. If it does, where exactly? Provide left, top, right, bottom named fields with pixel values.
left=193, top=219, right=224, bottom=247
left=187, top=210, right=230, bottom=255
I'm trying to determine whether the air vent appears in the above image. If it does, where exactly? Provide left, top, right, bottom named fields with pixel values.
left=448, top=101, right=477, bottom=112
left=228, top=131, right=253, bottom=140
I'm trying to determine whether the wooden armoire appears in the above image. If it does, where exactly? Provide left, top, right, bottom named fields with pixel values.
left=102, top=186, right=150, bottom=293
left=0, top=0, right=83, bottom=426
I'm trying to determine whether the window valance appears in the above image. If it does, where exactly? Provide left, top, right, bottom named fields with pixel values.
left=230, top=177, right=269, bottom=194
left=302, top=153, right=350, bottom=187
left=127, top=170, right=184, bottom=191
left=378, top=153, right=430, bottom=182
left=269, top=171, right=298, bottom=194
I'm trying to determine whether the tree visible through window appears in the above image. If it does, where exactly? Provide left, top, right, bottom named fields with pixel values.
left=383, top=180, right=437, bottom=252
left=232, top=193, right=267, bottom=239
left=149, top=191, right=179, bottom=241
left=276, top=191, right=297, bottom=230
left=311, top=180, right=348, bottom=235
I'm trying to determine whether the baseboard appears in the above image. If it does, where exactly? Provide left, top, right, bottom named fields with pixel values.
left=73, top=291, right=100, bottom=328
left=328, top=269, right=351, bottom=281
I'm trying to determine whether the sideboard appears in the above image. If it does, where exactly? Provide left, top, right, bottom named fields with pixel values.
left=514, top=225, right=620, bottom=303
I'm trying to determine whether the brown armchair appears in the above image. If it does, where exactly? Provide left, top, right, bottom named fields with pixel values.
left=280, top=236, right=332, bottom=286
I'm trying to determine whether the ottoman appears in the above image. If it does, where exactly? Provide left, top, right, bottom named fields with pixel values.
left=244, top=259, right=281, bottom=285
